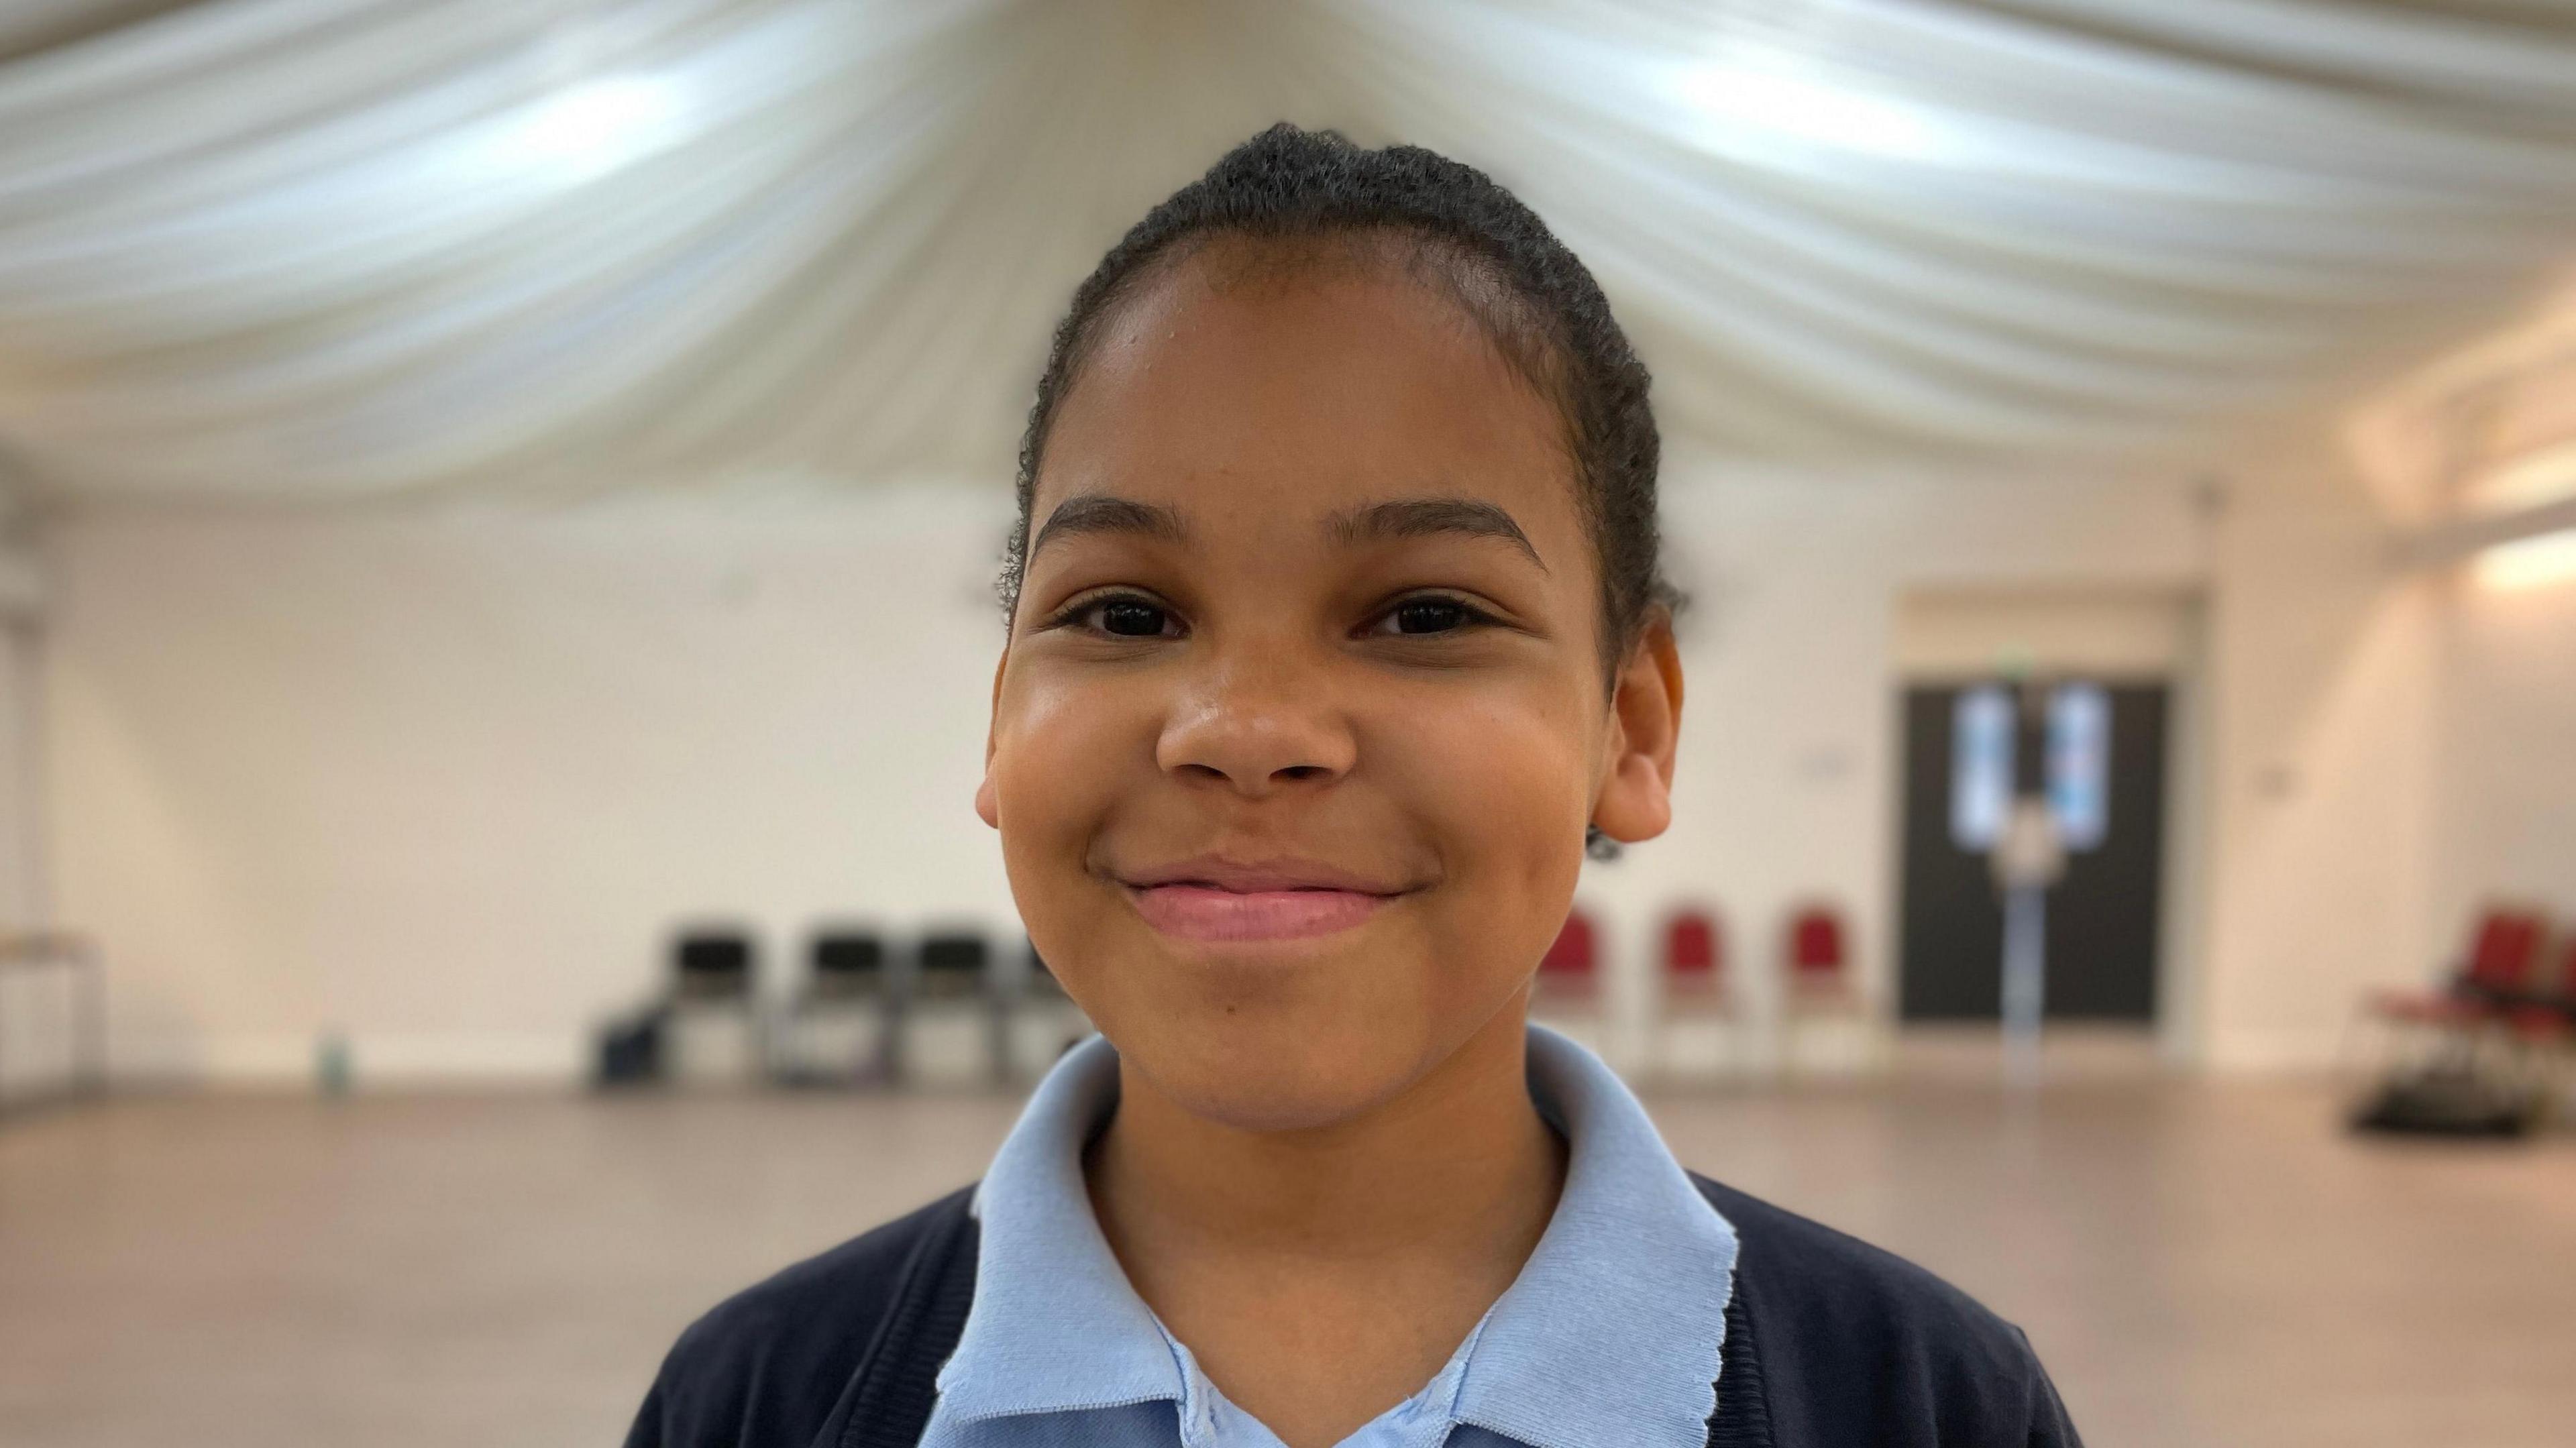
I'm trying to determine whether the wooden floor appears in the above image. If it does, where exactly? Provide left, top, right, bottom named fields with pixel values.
left=5, top=1054, right=2574, bottom=1447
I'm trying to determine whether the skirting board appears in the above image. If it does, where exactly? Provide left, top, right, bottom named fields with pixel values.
left=109, top=1031, right=588, bottom=1091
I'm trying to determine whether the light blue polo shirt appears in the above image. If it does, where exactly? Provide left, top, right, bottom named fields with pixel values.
left=918, top=1024, right=1738, bottom=1448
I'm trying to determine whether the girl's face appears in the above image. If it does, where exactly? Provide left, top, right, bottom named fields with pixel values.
left=979, top=243, right=1679, bottom=1131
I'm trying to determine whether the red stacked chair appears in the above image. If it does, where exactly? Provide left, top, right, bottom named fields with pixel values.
left=1662, top=908, right=1725, bottom=1009
left=2504, top=933, right=2576, bottom=1048
left=2367, top=908, right=2547, bottom=1030
left=2352, top=911, right=2564, bottom=1136
left=1784, top=903, right=1853, bottom=1007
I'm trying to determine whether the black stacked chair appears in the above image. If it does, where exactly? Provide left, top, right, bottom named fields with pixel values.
left=916, top=933, right=989, bottom=1000
left=809, top=931, right=887, bottom=1000
left=908, top=932, right=1010, bottom=1085
left=674, top=931, right=756, bottom=1002
left=597, top=927, right=760, bottom=1089
left=665, top=928, right=763, bottom=1086
left=782, top=928, right=896, bottom=1087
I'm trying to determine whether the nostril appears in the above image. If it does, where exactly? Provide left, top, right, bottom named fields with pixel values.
left=1275, top=765, right=1328, bottom=781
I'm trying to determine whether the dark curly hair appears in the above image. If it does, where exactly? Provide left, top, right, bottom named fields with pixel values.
left=1002, top=122, right=1672, bottom=675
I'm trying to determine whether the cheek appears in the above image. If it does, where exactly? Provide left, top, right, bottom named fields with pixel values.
left=989, top=673, right=1104, bottom=837
left=1366, top=686, right=1597, bottom=968
left=986, top=666, right=1155, bottom=970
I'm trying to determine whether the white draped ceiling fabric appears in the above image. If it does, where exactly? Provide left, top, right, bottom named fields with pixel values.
left=1, top=0, right=2573, bottom=500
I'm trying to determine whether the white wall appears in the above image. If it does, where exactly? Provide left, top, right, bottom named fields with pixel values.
left=2233, top=293, right=2576, bottom=1066
left=52, top=486, right=1022, bottom=1083
left=0, top=520, right=62, bottom=1100
left=0, top=519, right=44, bottom=926
left=54, top=458, right=2560, bottom=1086
left=2430, top=573, right=2576, bottom=947
left=1894, top=590, right=2199, bottom=679
left=2200, top=528, right=2576, bottom=1069
left=0, top=622, right=39, bottom=930
left=2193, top=480, right=2446, bottom=1069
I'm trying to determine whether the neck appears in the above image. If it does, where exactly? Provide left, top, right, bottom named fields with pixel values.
left=1085, top=997, right=1565, bottom=1268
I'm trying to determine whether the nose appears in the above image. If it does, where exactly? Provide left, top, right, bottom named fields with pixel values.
left=1155, top=643, right=1357, bottom=797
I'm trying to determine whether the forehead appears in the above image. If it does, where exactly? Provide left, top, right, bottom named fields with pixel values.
left=1034, top=246, right=1581, bottom=543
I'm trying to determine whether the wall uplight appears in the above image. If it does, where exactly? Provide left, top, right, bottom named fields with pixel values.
left=2473, top=528, right=2576, bottom=592
left=2469, top=437, right=2576, bottom=513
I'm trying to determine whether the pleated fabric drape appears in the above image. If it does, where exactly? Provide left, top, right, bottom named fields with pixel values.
left=2, top=0, right=2573, bottom=499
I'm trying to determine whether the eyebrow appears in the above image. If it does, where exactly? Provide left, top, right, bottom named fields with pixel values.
left=1328, top=497, right=1546, bottom=571
left=1028, top=495, right=1187, bottom=559
left=1026, top=492, right=1545, bottom=571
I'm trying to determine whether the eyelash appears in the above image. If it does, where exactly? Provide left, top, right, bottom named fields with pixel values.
left=1044, top=590, right=1183, bottom=639
left=1366, top=592, right=1503, bottom=638
left=1040, top=590, right=1503, bottom=640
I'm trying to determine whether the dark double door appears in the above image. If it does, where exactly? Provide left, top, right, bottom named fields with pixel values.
left=1897, top=682, right=2167, bottom=1022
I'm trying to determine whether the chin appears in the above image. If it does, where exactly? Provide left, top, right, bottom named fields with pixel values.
left=1086, top=951, right=1485, bottom=1133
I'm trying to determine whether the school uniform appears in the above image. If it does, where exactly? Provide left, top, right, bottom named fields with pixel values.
left=626, top=1027, right=2080, bottom=1448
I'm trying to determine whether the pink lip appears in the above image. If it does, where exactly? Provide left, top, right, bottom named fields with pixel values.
left=1127, top=883, right=1389, bottom=942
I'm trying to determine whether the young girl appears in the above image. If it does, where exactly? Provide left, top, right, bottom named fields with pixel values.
left=627, top=125, right=2079, bottom=1448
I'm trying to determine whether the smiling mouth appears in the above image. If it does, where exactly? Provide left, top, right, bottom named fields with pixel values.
left=1115, top=858, right=1413, bottom=943
left=1126, top=883, right=1393, bottom=942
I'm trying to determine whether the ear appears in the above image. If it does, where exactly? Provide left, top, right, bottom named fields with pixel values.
left=1591, top=611, right=1683, bottom=846
left=973, top=649, right=1008, bottom=830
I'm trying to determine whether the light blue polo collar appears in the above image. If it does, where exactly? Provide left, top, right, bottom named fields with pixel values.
left=1450, top=1027, right=1738, bottom=1447
left=930, top=1024, right=1737, bottom=1447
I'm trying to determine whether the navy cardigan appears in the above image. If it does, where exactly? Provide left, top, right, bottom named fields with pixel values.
left=626, top=1174, right=2081, bottom=1447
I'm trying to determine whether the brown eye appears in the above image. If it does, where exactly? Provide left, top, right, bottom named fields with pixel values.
left=1388, top=598, right=1475, bottom=634
left=1095, top=599, right=1173, bottom=636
